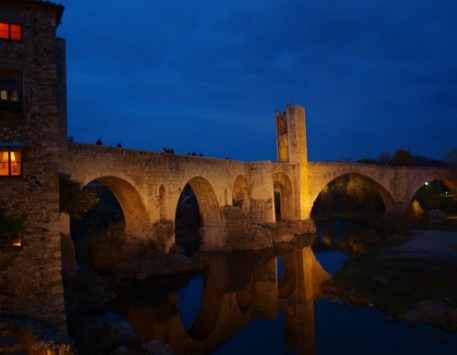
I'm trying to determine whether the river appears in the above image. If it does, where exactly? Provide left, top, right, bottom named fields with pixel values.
left=70, top=221, right=457, bottom=354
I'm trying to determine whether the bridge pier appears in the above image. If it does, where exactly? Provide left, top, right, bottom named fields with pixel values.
left=152, top=220, right=174, bottom=253
left=200, top=225, right=226, bottom=250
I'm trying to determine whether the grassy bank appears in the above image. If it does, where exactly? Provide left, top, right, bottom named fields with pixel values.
left=322, top=222, right=457, bottom=332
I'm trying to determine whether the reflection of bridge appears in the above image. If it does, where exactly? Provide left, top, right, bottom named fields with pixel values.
left=122, top=243, right=330, bottom=354
left=61, top=106, right=457, bottom=252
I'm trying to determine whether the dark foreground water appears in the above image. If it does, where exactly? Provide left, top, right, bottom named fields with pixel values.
left=74, top=222, right=457, bottom=354
left=182, top=250, right=457, bottom=355
left=214, top=251, right=457, bottom=355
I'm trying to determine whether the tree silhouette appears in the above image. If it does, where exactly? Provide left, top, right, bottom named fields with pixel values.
left=59, top=174, right=99, bottom=219
left=446, top=148, right=457, bottom=166
left=391, top=149, right=414, bottom=166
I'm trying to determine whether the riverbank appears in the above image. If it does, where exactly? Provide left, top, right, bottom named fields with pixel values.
left=322, top=229, right=457, bottom=332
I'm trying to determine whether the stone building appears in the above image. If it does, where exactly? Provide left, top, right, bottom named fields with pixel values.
left=0, top=0, right=67, bottom=333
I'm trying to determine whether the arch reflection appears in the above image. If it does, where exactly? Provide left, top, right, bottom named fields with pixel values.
left=113, top=241, right=331, bottom=355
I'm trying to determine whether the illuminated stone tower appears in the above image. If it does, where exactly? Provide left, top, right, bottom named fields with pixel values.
left=0, top=0, right=67, bottom=332
left=276, top=104, right=308, bottom=166
left=275, top=104, right=312, bottom=220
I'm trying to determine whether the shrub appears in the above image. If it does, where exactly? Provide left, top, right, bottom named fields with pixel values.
left=59, top=174, right=99, bottom=220
left=411, top=199, right=424, bottom=220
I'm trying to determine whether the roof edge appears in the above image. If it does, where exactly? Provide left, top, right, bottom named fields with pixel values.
left=0, top=0, right=65, bottom=27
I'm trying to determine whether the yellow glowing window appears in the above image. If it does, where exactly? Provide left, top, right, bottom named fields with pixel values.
left=0, top=150, right=22, bottom=177
left=0, top=22, right=22, bottom=41
left=10, top=90, right=20, bottom=102
left=0, top=90, right=8, bottom=101
left=0, top=70, right=23, bottom=113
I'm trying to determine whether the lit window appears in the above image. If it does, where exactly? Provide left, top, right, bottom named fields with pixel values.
left=0, top=150, right=22, bottom=177
left=0, top=70, right=23, bottom=113
left=10, top=24, right=21, bottom=41
left=0, top=23, right=8, bottom=38
left=0, top=22, right=22, bottom=41
left=0, top=90, right=8, bottom=101
left=11, top=90, right=20, bottom=102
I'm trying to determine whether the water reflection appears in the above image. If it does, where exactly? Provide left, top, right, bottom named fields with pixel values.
left=111, top=242, right=330, bottom=354
left=178, top=275, right=204, bottom=331
left=315, top=218, right=388, bottom=254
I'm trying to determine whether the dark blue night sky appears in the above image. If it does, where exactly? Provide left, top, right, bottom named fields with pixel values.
left=56, top=0, right=457, bottom=162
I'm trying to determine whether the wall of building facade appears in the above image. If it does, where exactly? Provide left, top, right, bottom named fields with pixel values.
left=0, top=0, right=67, bottom=333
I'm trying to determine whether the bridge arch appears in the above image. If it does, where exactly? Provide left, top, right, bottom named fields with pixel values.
left=85, top=176, right=151, bottom=238
left=406, top=177, right=457, bottom=208
left=273, top=172, right=294, bottom=221
left=178, top=176, right=224, bottom=249
left=232, top=175, right=250, bottom=215
left=406, top=177, right=457, bottom=213
left=310, top=172, right=395, bottom=214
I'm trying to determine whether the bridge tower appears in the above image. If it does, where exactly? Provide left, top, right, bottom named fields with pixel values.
left=275, top=104, right=312, bottom=219
left=0, top=0, right=67, bottom=333
left=276, top=104, right=308, bottom=166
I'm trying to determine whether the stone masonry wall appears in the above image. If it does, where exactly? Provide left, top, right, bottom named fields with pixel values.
left=61, top=143, right=281, bottom=249
left=0, top=0, right=67, bottom=333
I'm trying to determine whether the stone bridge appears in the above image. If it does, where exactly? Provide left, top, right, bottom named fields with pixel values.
left=62, top=142, right=280, bottom=251
left=2, top=1, right=456, bottom=336
left=61, top=141, right=457, bottom=253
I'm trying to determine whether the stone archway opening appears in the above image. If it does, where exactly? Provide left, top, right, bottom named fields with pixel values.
left=175, top=177, right=223, bottom=251
left=411, top=179, right=457, bottom=217
left=69, top=176, right=149, bottom=273
left=273, top=172, right=294, bottom=222
left=70, top=180, right=124, bottom=269
left=310, top=173, right=397, bottom=249
left=175, top=184, right=202, bottom=255
left=311, top=173, right=391, bottom=218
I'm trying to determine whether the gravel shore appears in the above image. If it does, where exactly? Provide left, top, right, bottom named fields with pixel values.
left=392, top=230, right=457, bottom=258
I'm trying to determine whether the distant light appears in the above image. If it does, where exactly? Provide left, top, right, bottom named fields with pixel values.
left=425, top=182, right=429, bottom=186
